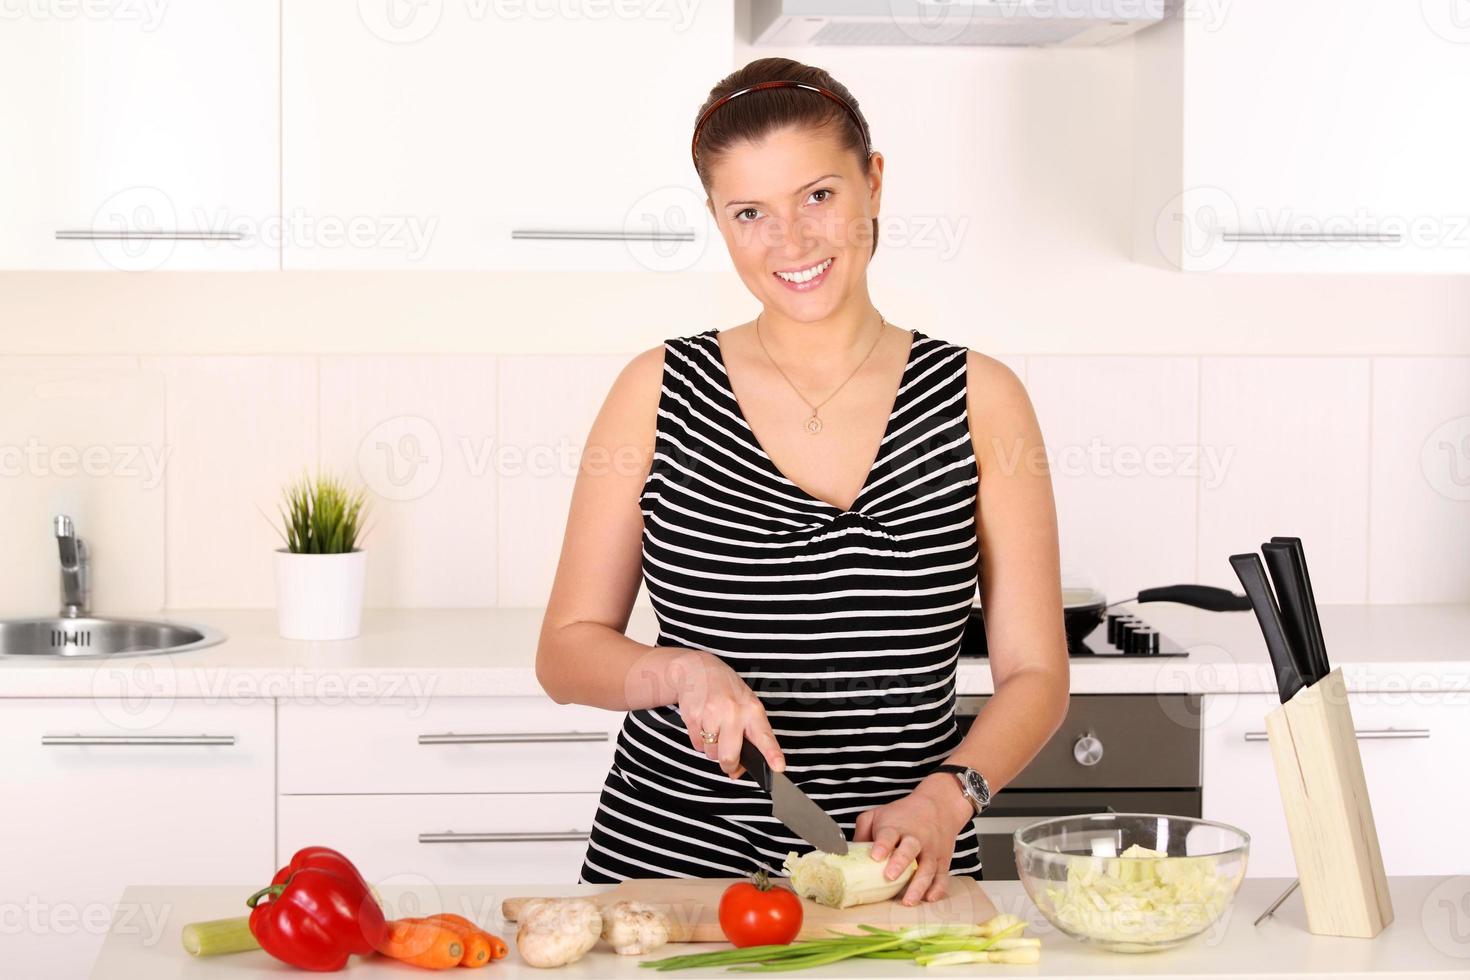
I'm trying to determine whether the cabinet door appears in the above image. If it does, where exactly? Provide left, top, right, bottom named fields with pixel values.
left=279, top=793, right=599, bottom=887
left=0, top=698, right=274, bottom=979
left=1170, top=0, right=1470, bottom=273
left=0, top=2, right=279, bottom=270
left=1202, top=691, right=1470, bottom=877
left=283, top=4, right=731, bottom=271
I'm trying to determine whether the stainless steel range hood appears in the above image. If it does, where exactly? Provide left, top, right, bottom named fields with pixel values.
left=750, top=0, right=1168, bottom=47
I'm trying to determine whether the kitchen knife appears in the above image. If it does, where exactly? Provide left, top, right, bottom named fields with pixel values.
left=1261, top=541, right=1317, bottom=688
left=1270, top=536, right=1331, bottom=682
left=1229, top=553, right=1304, bottom=703
left=739, top=738, right=849, bottom=855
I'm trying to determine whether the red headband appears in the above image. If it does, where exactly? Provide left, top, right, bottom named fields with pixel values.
left=690, top=79, right=871, bottom=171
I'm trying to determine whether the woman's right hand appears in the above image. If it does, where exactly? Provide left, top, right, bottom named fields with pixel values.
left=669, top=649, right=786, bottom=781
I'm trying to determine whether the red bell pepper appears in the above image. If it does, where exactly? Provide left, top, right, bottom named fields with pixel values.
left=246, top=846, right=388, bottom=972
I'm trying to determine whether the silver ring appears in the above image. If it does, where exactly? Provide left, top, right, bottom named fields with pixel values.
left=699, top=728, right=718, bottom=744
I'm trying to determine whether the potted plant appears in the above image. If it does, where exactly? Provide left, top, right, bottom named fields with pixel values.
left=270, top=470, right=371, bottom=640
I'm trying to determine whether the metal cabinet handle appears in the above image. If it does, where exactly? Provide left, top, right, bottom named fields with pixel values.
left=419, top=831, right=590, bottom=844
left=510, top=229, right=695, bottom=242
left=56, top=230, right=245, bottom=241
left=1221, top=231, right=1402, bottom=244
left=418, top=731, right=609, bottom=745
left=1243, top=727, right=1429, bottom=742
left=42, top=733, right=236, bottom=746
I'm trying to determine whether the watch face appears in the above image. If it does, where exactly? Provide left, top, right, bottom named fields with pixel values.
left=963, top=770, right=990, bottom=806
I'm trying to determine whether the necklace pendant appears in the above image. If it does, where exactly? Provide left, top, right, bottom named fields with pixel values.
left=805, top=413, right=823, bottom=434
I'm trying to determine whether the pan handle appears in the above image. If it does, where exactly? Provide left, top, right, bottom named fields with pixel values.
left=1131, top=584, right=1252, bottom=611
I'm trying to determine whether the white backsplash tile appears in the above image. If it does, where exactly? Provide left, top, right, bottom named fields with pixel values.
left=0, top=357, right=164, bottom=616
left=320, top=355, right=498, bottom=607
left=145, top=356, right=318, bottom=608
left=1026, top=356, right=1199, bottom=598
left=1199, top=357, right=1371, bottom=602
left=1369, top=357, right=1470, bottom=603
left=496, top=353, right=631, bottom=606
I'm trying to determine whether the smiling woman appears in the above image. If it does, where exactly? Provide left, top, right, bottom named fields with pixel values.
left=535, top=57, right=1070, bottom=904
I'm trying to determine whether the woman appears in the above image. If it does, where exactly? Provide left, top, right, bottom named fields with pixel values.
left=537, top=58, right=1069, bottom=906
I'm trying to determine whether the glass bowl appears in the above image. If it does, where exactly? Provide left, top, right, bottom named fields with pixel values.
left=1014, top=813, right=1249, bottom=953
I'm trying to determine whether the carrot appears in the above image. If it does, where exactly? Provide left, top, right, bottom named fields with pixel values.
left=425, top=913, right=509, bottom=962
left=377, top=918, right=464, bottom=970
left=405, top=916, right=490, bottom=967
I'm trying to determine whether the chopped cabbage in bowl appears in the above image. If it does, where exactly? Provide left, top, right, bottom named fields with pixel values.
left=1015, top=815, right=1249, bottom=953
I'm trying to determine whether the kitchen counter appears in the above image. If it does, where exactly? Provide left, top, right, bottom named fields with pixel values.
left=2, top=603, right=1468, bottom=699
left=90, top=876, right=1470, bottom=978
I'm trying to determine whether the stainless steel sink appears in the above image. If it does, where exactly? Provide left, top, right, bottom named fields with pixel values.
left=2, top=513, right=227, bottom=657
left=0, top=616, right=225, bottom=658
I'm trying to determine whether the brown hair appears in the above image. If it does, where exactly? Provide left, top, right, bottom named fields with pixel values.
left=692, top=58, right=878, bottom=258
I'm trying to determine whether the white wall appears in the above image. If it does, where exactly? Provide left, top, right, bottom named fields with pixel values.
left=1, top=38, right=1467, bottom=613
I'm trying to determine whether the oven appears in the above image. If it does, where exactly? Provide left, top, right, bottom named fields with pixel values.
left=953, top=693, right=1202, bottom=880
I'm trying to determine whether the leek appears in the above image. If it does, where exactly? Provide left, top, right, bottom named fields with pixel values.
left=180, top=916, right=261, bottom=956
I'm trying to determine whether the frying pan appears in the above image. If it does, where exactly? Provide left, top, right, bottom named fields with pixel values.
left=968, top=582, right=1252, bottom=651
left=1056, top=583, right=1251, bottom=648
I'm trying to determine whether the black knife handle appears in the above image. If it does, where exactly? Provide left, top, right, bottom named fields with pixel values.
left=739, top=736, right=772, bottom=791
left=1270, top=536, right=1331, bottom=682
left=1262, top=543, right=1317, bottom=687
left=1229, top=553, right=1304, bottom=703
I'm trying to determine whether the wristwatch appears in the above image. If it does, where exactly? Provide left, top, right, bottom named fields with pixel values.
left=933, top=764, right=992, bottom=816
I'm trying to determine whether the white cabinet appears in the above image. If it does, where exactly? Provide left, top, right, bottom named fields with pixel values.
left=1135, top=2, right=1470, bottom=273
left=277, top=696, right=620, bottom=794
left=1201, top=691, right=1470, bottom=877
left=0, top=698, right=275, bottom=979
left=0, top=1, right=279, bottom=270
left=280, top=793, right=599, bottom=887
left=277, top=696, right=620, bottom=887
left=282, top=4, right=732, bottom=271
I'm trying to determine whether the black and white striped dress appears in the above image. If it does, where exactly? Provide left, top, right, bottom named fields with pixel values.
left=577, top=327, right=983, bottom=883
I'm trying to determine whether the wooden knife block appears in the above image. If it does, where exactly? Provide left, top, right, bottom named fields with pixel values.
left=1263, top=666, right=1393, bottom=938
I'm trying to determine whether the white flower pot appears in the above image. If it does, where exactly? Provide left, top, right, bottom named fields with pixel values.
left=273, top=548, right=367, bottom=640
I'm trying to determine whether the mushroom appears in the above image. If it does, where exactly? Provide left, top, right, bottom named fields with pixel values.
left=600, top=900, right=671, bottom=955
left=514, top=898, right=603, bottom=969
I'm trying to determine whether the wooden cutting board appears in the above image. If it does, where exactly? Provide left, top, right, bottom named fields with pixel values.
left=502, top=876, right=997, bottom=942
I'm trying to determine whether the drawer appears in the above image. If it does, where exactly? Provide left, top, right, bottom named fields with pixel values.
left=278, top=792, right=599, bottom=887
left=279, top=696, right=620, bottom=794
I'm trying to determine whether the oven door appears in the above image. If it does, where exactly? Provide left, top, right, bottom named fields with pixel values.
left=965, top=788, right=1203, bottom=880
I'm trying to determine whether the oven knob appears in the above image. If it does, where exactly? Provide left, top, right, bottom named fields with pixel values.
left=1072, top=734, right=1104, bottom=767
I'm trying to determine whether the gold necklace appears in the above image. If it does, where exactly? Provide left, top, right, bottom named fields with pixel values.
left=754, top=310, right=887, bottom=434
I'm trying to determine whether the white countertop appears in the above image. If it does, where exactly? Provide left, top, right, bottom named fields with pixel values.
left=2, top=603, right=1467, bottom=699
left=90, top=876, right=1470, bottom=979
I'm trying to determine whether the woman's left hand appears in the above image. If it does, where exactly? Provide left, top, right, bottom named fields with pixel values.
left=853, top=775, right=974, bottom=905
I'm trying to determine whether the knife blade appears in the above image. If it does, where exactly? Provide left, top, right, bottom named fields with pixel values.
left=739, top=738, right=849, bottom=855
left=1270, top=536, right=1331, bottom=683
left=1229, top=552, right=1304, bottom=703
left=1261, top=541, right=1317, bottom=688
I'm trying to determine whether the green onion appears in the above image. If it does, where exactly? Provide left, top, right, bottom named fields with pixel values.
left=637, top=920, right=1037, bottom=972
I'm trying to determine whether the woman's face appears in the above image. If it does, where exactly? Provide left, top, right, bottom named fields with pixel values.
left=705, top=125, right=883, bottom=322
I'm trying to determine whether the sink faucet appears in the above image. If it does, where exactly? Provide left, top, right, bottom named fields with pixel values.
left=55, top=514, right=90, bottom=618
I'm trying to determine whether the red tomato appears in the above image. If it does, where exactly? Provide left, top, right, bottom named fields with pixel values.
left=718, top=870, right=804, bottom=948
